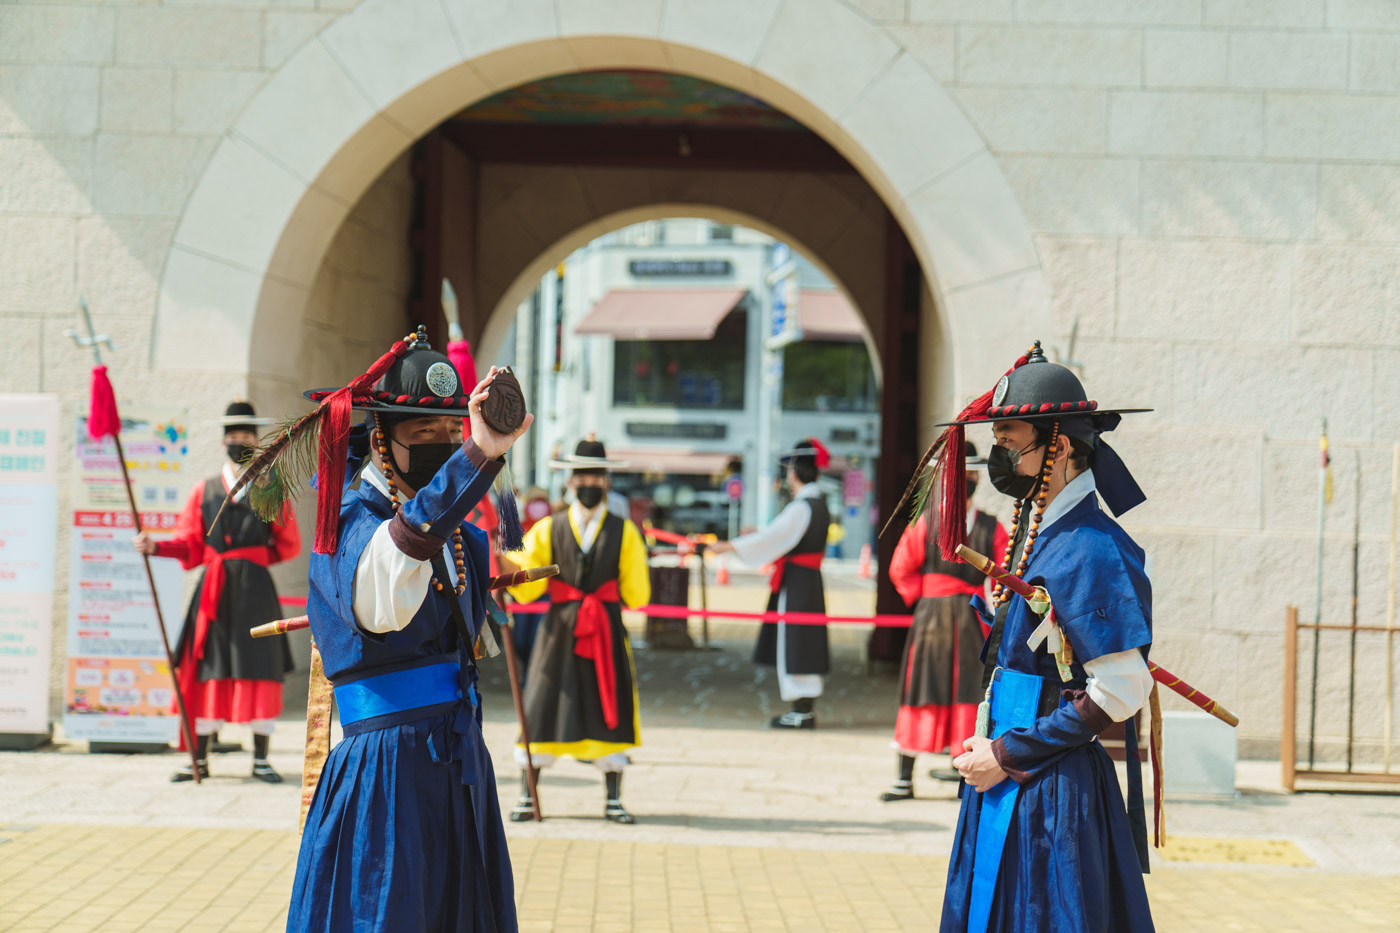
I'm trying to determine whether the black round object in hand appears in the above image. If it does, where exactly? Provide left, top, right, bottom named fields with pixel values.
left=481, top=368, right=526, bottom=435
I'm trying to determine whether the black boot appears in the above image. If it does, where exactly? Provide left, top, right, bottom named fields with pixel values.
left=251, top=733, right=282, bottom=783
left=604, top=771, right=635, bottom=824
left=171, top=734, right=210, bottom=783
left=770, top=697, right=816, bottom=729
left=509, top=771, right=536, bottom=822
left=881, top=754, right=916, bottom=801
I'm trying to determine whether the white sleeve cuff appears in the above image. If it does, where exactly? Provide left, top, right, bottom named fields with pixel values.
left=351, top=521, right=434, bottom=634
left=1084, top=648, right=1154, bottom=723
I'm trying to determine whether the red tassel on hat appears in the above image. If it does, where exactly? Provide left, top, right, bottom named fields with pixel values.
left=807, top=437, right=831, bottom=470
left=88, top=365, right=121, bottom=440
left=312, top=339, right=410, bottom=553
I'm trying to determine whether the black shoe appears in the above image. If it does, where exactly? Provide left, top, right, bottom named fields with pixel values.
left=928, top=767, right=962, bottom=782
left=604, top=800, right=635, bottom=824
left=251, top=759, right=283, bottom=783
left=880, top=779, right=914, bottom=802
left=171, top=760, right=209, bottom=783
left=510, top=770, right=536, bottom=822
left=769, top=711, right=816, bottom=729
left=603, top=771, right=634, bottom=823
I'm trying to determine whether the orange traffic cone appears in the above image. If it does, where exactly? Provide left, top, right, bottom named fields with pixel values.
left=715, top=555, right=730, bottom=586
left=858, top=543, right=872, bottom=579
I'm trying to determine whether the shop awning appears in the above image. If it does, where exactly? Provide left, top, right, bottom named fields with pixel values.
left=575, top=288, right=748, bottom=340
left=797, top=290, right=866, bottom=342
left=609, top=449, right=737, bottom=476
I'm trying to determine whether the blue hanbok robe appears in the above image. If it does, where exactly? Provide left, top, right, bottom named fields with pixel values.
left=287, top=432, right=517, bottom=933
left=940, top=490, right=1155, bottom=933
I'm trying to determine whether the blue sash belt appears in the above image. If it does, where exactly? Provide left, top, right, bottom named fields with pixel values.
left=968, top=668, right=1046, bottom=933
left=334, top=660, right=463, bottom=731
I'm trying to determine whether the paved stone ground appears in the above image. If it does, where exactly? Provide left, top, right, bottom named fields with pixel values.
left=3, top=574, right=1400, bottom=931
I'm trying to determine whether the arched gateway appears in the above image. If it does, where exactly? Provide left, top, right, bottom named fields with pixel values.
left=152, top=0, right=1050, bottom=614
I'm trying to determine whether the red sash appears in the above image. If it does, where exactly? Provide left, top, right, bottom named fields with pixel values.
left=769, top=551, right=824, bottom=594
left=549, top=578, right=622, bottom=730
left=919, top=573, right=981, bottom=600
left=175, top=545, right=271, bottom=720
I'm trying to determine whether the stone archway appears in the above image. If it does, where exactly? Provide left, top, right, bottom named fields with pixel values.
left=153, top=0, right=1048, bottom=433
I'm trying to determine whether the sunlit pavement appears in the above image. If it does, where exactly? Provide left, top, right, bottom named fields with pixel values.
left=4, top=578, right=1399, bottom=931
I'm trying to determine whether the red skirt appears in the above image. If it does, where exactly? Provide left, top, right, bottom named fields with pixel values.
left=893, top=702, right=979, bottom=756
left=183, top=678, right=283, bottom=723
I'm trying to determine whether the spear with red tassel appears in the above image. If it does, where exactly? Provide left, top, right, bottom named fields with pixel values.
left=66, top=297, right=203, bottom=782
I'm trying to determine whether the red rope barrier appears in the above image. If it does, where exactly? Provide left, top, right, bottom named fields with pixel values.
left=505, top=601, right=912, bottom=627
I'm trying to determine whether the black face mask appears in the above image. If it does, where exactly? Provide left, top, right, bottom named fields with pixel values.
left=987, top=444, right=1042, bottom=500
left=226, top=443, right=253, bottom=465
left=574, top=486, right=604, bottom=509
left=394, top=442, right=456, bottom=491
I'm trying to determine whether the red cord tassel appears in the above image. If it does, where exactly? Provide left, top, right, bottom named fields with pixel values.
left=313, top=340, right=409, bottom=554
left=88, top=365, right=121, bottom=441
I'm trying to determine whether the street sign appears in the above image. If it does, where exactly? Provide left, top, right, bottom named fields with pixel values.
left=724, top=475, right=744, bottom=500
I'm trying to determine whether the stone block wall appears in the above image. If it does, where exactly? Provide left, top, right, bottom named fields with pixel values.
left=0, top=0, right=1397, bottom=758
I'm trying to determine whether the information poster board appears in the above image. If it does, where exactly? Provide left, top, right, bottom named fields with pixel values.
left=0, top=395, right=60, bottom=736
left=62, top=406, right=189, bottom=743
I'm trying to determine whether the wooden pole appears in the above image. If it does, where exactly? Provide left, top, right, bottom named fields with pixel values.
left=1387, top=443, right=1398, bottom=773
left=1283, top=606, right=1298, bottom=793
left=1309, top=418, right=1327, bottom=769
left=113, top=431, right=203, bottom=783
left=66, top=298, right=200, bottom=782
left=1347, top=459, right=1361, bottom=772
left=500, top=600, right=542, bottom=822
left=697, top=544, right=711, bottom=651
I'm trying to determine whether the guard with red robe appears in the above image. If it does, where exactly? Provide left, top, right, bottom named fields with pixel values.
left=133, top=401, right=300, bottom=783
left=883, top=442, right=1008, bottom=799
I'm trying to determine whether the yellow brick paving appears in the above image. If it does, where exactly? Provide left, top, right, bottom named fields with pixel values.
left=3, top=825, right=1399, bottom=932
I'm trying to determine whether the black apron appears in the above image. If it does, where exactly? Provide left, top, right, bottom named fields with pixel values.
left=176, top=477, right=292, bottom=683
left=520, top=512, right=638, bottom=747
left=752, top=495, right=830, bottom=676
left=899, top=511, right=997, bottom=708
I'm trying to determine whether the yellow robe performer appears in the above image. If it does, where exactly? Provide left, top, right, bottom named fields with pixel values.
left=508, top=441, right=650, bottom=823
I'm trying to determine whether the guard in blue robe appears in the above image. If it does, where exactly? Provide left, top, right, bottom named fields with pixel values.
left=902, top=342, right=1156, bottom=933
left=281, top=329, right=530, bottom=933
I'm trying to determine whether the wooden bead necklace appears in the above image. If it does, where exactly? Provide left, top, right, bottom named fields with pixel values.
left=375, top=422, right=466, bottom=596
left=992, top=419, right=1061, bottom=608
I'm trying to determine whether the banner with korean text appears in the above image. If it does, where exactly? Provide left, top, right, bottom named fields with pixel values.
left=0, top=395, right=61, bottom=736
left=63, top=405, right=188, bottom=743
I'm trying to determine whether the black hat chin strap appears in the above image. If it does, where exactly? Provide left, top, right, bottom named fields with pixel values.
left=1056, top=411, right=1146, bottom=517
left=1092, top=438, right=1146, bottom=517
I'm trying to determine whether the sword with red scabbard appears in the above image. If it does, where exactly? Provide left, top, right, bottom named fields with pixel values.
left=957, top=544, right=1239, bottom=728
left=252, top=563, right=559, bottom=830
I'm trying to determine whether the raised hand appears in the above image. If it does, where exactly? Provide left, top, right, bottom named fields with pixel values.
left=468, top=366, right=533, bottom=460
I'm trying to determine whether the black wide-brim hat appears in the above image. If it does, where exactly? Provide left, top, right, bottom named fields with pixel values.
left=549, top=438, right=628, bottom=471
left=303, top=327, right=472, bottom=417
left=215, top=399, right=274, bottom=429
left=934, top=343, right=1150, bottom=428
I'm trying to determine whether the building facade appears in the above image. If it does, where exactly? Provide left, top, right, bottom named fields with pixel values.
left=2, top=0, right=1399, bottom=757
left=509, top=217, right=880, bottom=555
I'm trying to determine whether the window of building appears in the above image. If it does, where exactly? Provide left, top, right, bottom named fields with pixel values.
left=781, top=340, right=877, bottom=412
left=709, top=223, right=734, bottom=242
left=612, top=310, right=748, bottom=409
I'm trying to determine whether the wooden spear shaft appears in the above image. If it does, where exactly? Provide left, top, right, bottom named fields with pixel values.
left=1387, top=443, right=1398, bottom=773
left=112, top=427, right=203, bottom=781
left=498, top=598, right=542, bottom=822
left=68, top=298, right=201, bottom=782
